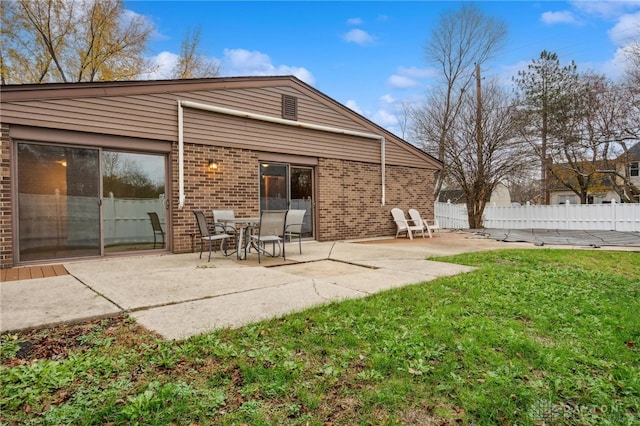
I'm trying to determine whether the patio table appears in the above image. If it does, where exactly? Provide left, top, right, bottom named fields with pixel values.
left=219, top=217, right=260, bottom=260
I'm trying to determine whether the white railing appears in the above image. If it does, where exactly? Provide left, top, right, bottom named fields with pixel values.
left=435, top=201, right=640, bottom=232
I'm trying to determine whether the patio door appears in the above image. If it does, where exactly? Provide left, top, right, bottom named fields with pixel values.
left=17, top=143, right=101, bottom=261
left=259, top=163, right=314, bottom=238
left=102, top=151, right=167, bottom=253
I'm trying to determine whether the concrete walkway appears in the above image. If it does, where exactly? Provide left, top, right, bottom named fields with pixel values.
left=2, top=232, right=632, bottom=340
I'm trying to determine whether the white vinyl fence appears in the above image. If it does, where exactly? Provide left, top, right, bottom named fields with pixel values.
left=435, top=201, right=640, bottom=232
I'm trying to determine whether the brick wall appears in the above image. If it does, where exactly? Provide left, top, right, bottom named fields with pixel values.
left=171, top=143, right=260, bottom=253
left=0, top=124, right=14, bottom=268
left=316, top=158, right=436, bottom=241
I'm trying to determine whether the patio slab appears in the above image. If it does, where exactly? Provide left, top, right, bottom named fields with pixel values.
left=132, top=279, right=365, bottom=340
left=0, top=275, right=120, bottom=332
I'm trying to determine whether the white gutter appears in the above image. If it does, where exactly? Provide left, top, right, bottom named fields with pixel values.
left=177, top=99, right=386, bottom=208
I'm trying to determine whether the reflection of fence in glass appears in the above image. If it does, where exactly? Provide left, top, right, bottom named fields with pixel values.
left=18, top=194, right=165, bottom=250
left=19, top=193, right=99, bottom=251
left=290, top=198, right=313, bottom=234
left=102, top=195, right=165, bottom=246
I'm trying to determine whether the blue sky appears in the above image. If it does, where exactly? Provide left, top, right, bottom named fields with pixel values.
left=125, top=1, right=640, bottom=138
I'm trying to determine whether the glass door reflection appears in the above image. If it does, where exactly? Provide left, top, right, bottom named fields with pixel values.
left=102, top=151, right=167, bottom=253
left=17, top=143, right=101, bottom=261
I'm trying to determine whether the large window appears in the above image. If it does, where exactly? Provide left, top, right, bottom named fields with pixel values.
left=630, top=162, right=639, bottom=177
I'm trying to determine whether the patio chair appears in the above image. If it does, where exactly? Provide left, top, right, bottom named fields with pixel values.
left=212, top=209, right=237, bottom=236
left=408, top=208, right=433, bottom=238
left=249, top=210, right=288, bottom=263
left=285, top=209, right=306, bottom=254
left=147, top=212, right=165, bottom=248
left=427, top=218, right=441, bottom=236
left=391, top=208, right=424, bottom=240
left=212, top=210, right=238, bottom=250
left=192, top=210, right=233, bottom=261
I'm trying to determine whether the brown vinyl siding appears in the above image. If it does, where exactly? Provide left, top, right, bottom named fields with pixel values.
left=182, top=109, right=381, bottom=163
left=2, top=79, right=438, bottom=169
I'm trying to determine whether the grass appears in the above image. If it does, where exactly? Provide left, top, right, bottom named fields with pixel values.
left=1, top=249, right=639, bottom=425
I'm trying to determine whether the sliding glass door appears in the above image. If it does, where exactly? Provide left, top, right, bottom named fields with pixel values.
left=16, top=143, right=168, bottom=262
left=102, top=151, right=167, bottom=253
left=17, top=143, right=101, bottom=261
left=259, top=163, right=314, bottom=238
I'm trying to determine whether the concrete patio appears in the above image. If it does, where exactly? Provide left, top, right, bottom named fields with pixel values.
left=2, top=231, right=635, bottom=340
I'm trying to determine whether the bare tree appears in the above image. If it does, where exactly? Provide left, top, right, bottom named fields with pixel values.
left=445, top=78, right=531, bottom=228
left=170, top=26, right=220, bottom=79
left=416, top=4, right=507, bottom=197
left=1, top=0, right=154, bottom=83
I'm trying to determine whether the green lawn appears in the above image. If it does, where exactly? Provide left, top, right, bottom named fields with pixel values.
left=2, top=249, right=639, bottom=425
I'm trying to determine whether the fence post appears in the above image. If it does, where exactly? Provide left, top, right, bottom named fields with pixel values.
left=611, top=199, right=617, bottom=231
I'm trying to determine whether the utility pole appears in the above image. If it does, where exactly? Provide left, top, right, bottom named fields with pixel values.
left=476, top=63, right=483, bottom=165
left=475, top=63, right=484, bottom=221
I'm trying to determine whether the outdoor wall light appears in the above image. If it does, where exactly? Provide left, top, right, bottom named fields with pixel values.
left=208, top=159, right=218, bottom=170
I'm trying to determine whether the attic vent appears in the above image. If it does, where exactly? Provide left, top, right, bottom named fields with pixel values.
left=282, top=95, right=298, bottom=120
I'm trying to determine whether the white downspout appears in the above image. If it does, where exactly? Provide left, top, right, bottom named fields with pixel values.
left=177, top=100, right=185, bottom=209
left=177, top=100, right=386, bottom=207
left=381, top=136, right=385, bottom=206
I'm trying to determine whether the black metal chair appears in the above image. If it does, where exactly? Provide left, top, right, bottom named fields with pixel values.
left=192, top=210, right=232, bottom=261
left=147, top=212, right=165, bottom=249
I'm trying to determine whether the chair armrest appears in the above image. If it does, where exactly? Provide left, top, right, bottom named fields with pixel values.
left=208, top=221, right=236, bottom=234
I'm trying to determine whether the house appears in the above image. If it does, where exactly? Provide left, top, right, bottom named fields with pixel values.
left=622, top=142, right=640, bottom=202
left=437, top=182, right=512, bottom=207
left=548, top=161, right=619, bottom=205
left=0, top=76, right=442, bottom=268
left=548, top=145, right=640, bottom=205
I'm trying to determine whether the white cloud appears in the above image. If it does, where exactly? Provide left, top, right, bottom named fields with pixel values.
left=601, top=44, right=637, bottom=81
left=570, top=0, right=640, bottom=19
left=371, top=109, right=398, bottom=128
left=343, top=29, right=374, bottom=45
left=541, top=10, right=580, bottom=25
left=140, top=51, right=179, bottom=79
left=387, top=74, right=419, bottom=88
left=347, top=17, right=363, bottom=26
left=344, top=99, right=363, bottom=115
left=397, top=66, right=438, bottom=79
left=219, top=48, right=316, bottom=85
left=386, top=66, right=436, bottom=88
left=379, top=94, right=396, bottom=104
left=608, top=11, right=640, bottom=46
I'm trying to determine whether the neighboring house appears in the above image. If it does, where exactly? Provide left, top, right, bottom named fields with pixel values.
left=438, top=182, right=512, bottom=207
left=548, top=161, right=620, bottom=205
left=548, top=146, right=640, bottom=205
left=621, top=142, right=640, bottom=202
left=0, top=76, right=441, bottom=268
